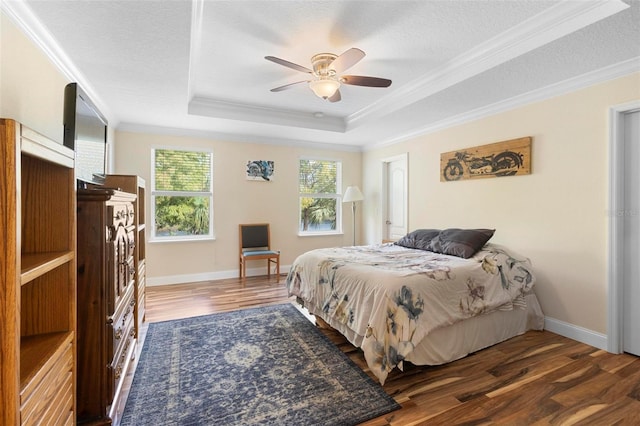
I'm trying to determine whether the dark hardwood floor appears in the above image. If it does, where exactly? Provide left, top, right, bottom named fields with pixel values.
left=131, top=275, right=640, bottom=425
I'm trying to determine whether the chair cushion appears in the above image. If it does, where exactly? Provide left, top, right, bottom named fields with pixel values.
left=243, top=250, right=279, bottom=257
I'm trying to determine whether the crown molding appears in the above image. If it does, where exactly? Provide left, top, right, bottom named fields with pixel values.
left=188, top=96, right=346, bottom=132
left=116, top=121, right=361, bottom=152
left=1, top=0, right=117, bottom=124
left=367, top=57, right=640, bottom=150
left=347, top=0, right=630, bottom=132
left=122, top=57, right=639, bottom=152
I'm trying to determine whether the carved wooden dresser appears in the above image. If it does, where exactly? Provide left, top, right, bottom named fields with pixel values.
left=76, top=188, right=137, bottom=425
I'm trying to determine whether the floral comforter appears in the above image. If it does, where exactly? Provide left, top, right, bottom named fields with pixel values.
left=286, top=243, right=536, bottom=384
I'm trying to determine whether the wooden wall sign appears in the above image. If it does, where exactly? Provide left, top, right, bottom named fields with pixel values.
left=440, top=137, right=531, bottom=182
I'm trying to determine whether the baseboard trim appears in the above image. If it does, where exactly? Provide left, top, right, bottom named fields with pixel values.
left=146, top=265, right=291, bottom=286
left=544, top=316, right=607, bottom=351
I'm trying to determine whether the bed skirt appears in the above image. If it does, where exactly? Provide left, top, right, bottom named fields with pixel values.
left=303, top=292, right=544, bottom=368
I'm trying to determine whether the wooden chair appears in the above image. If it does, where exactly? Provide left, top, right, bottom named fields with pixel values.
left=239, top=223, right=280, bottom=282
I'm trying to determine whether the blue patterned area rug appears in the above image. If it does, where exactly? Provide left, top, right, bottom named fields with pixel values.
left=120, top=303, right=399, bottom=425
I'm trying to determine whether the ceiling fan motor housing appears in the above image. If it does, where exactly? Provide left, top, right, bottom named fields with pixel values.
left=309, top=53, right=341, bottom=99
left=311, top=53, right=338, bottom=77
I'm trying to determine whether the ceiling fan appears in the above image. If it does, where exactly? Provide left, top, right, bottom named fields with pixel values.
left=265, top=48, right=392, bottom=103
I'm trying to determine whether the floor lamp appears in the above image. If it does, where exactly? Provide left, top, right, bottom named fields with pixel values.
left=343, top=186, right=364, bottom=246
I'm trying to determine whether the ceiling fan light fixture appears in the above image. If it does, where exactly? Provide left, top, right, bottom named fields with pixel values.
left=267, top=48, right=391, bottom=102
left=309, top=79, right=340, bottom=99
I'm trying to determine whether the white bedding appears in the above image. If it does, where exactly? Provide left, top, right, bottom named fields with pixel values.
left=286, top=243, right=544, bottom=384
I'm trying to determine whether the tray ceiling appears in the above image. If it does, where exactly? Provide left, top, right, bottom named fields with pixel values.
left=4, top=0, right=640, bottom=149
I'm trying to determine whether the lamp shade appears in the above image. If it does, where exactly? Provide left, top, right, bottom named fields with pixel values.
left=309, top=78, right=340, bottom=99
left=343, top=186, right=364, bottom=203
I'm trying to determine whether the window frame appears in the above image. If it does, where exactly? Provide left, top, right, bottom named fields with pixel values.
left=298, top=156, right=343, bottom=236
left=150, top=146, right=215, bottom=242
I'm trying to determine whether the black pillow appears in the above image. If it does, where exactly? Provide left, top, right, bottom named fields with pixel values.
left=395, top=229, right=441, bottom=250
left=428, top=228, right=495, bottom=259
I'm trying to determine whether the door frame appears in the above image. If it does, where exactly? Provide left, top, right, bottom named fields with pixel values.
left=607, top=100, right=640, bottom=353
left=381, top=153, right=408, bottom=241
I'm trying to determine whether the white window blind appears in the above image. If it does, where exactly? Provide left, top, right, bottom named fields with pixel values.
left=151, top=148, right=214, bottom=241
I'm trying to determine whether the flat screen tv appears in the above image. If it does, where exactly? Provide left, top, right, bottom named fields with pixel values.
left=63, top=82, right=108, bottom=188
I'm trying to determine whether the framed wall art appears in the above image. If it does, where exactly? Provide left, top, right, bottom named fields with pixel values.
left=246, top=160, right=275, bottom=181
left=440, top=137, right=531, bottom=182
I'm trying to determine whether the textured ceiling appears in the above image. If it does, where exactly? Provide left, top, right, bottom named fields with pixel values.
left=4, top=0, right=640, bottom=149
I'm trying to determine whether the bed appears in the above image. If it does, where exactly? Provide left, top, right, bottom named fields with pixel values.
left=286, top=228, right=544, bottom=384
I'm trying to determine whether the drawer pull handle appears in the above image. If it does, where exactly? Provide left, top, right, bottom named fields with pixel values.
left=122, top=307, right=131, bottom=323
left=114, top=334, right=134, bottom=381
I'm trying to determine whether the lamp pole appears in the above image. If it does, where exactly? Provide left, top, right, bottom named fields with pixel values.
left=343, top=186, right=364, bottom=246
left=351, top=201, right=357, bottom=246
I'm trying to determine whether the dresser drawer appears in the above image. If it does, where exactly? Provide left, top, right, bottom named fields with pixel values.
left=109, top=334, right=136, bottom=426
left=108, top=285, right=135, bottom=357
left=110, top=306, right=135, bottom=362
left=107, top=316, right=136, bottom=411
left=111, top=311, right=135, bottom=373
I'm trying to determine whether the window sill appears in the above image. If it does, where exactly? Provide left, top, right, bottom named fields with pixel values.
left=297, top=231, right=344, bottom=237
left=149, top=236, right=216, bottom=243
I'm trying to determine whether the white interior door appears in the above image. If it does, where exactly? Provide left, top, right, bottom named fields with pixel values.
left=383, top=155, right=408, bottom=241
left=623, top=109, right=640, bottom=356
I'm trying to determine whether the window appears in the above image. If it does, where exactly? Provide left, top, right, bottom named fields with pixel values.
left=151, top=147, right=213, bottom=241
left=299, top=158, right=342, bottom=235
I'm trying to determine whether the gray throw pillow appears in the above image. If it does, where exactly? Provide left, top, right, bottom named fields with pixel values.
left=428, top=228, right=495, bottom=259
left=395, top=229, right=441, bottom=250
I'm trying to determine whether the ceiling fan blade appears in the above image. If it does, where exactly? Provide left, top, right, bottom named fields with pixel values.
left=329, top=48, right=365, bottom=74
left=328, top=89, right=341, bottom=103
left=265, top=56, right=313, bottom=74
left=270, top=80, right=309, bottom=92
left=340, top=75, right=392, bottom=88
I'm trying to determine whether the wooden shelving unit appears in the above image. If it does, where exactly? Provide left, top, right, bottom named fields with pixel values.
left=1, top=118, right=76, bottom=425
left=104, top=175, right=146, bottom=337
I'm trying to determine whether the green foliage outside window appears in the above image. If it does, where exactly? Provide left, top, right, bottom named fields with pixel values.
left=154, top=149, right=212, bottom=237
left=299, top=159, right=339, bottom=232
left=154, top=196, right=210, bottom=236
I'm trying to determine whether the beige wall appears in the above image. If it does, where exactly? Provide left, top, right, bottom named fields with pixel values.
left=0, top=13, right=68, bottom=142
left=363, top=73, right=640, bottom=335
left=0, top=12, right=117, bottom=159
left=113, top=131, right=362, bottom=283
